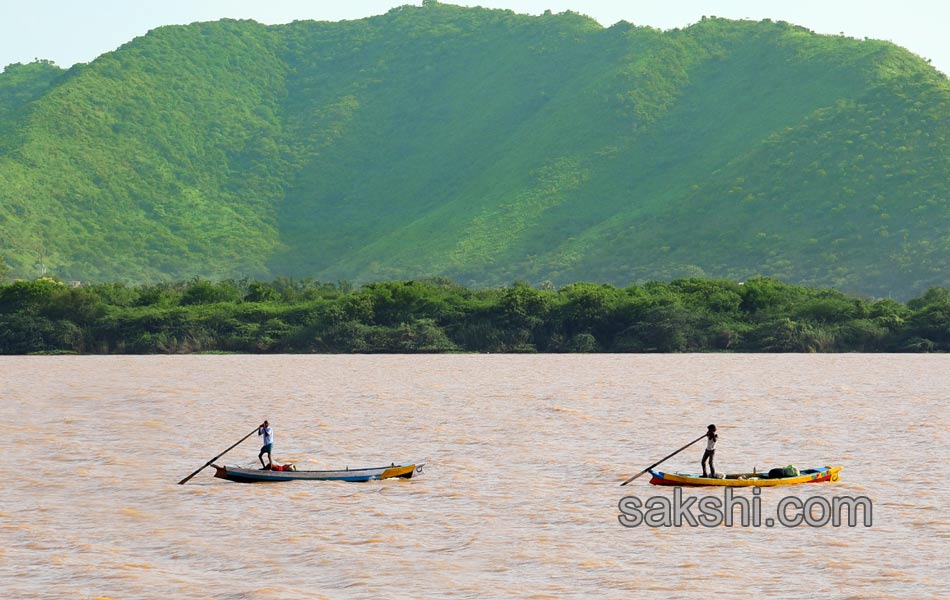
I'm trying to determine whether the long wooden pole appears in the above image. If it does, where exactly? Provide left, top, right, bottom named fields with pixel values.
left=620, top=434, right=707, bottom=486
left=178, top=427, right=259, bottom=485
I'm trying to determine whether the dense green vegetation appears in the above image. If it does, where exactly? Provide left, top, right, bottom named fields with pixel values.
left=0, top=3, right=947, bottom=297
left=2, top=276, right=949, bottom=354
left=0, top=60, right=62, bottom=121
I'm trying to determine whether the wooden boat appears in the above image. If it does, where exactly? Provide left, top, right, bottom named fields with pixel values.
left=648, top=465, right=841, bottom=487
left=212, top=462, right=424, bottom=483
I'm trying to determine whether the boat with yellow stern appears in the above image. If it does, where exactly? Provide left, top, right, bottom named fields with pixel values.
left=648, top=465, right=842, bottom=487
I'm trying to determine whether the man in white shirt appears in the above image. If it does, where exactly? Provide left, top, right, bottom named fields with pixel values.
left=258, top=420, right=274, bottom=468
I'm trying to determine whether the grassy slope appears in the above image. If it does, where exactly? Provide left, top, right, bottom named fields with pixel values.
left=0, top=61, right=64, bottom=121
left=0, top=20, right=289, bottom=281
left=0, top=5, right=947, bottom=298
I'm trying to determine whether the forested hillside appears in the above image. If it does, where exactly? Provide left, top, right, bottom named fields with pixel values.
left=0, top=2, right=947, bottom=297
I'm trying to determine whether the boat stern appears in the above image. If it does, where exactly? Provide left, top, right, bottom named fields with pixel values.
left=380, top=462, right=425, bottom=480
left=809, top=465, right=843, bottom=483
left=647, top=469, right=679, bottom=486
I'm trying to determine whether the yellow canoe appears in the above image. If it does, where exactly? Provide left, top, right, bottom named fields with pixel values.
left=648, top=466, right=842, bottom=487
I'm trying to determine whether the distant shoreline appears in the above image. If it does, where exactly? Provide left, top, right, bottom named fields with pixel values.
left=2, top=276, right=947, bottom=354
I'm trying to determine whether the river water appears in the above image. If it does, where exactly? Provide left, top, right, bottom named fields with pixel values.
left=1, top=355, right=947, bottom=599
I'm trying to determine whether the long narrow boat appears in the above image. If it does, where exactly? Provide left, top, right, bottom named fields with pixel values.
left=648, top=465, right=841, bottom=487
left=212, top=462, right=424, bottom=483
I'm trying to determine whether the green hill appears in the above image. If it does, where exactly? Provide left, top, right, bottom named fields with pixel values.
left=0, top=2, right=947, bottom=298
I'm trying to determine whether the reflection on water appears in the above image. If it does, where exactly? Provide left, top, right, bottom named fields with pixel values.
left=1, top=354, right=947, bottom=598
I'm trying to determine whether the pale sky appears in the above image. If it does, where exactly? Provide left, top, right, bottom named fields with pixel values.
left=1, top=1, right=947, bottom=75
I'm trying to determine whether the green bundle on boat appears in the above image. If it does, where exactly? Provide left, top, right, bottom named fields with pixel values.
left=768, top=465, right=800, bottom=478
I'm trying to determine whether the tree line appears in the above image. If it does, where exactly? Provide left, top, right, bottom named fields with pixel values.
left=2, top=276, right=949, bottom=354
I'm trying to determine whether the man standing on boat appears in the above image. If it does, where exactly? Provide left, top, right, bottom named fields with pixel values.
left=701, top=424, right=717, bottom=477
left=258, top=420, right=274, bottom=468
